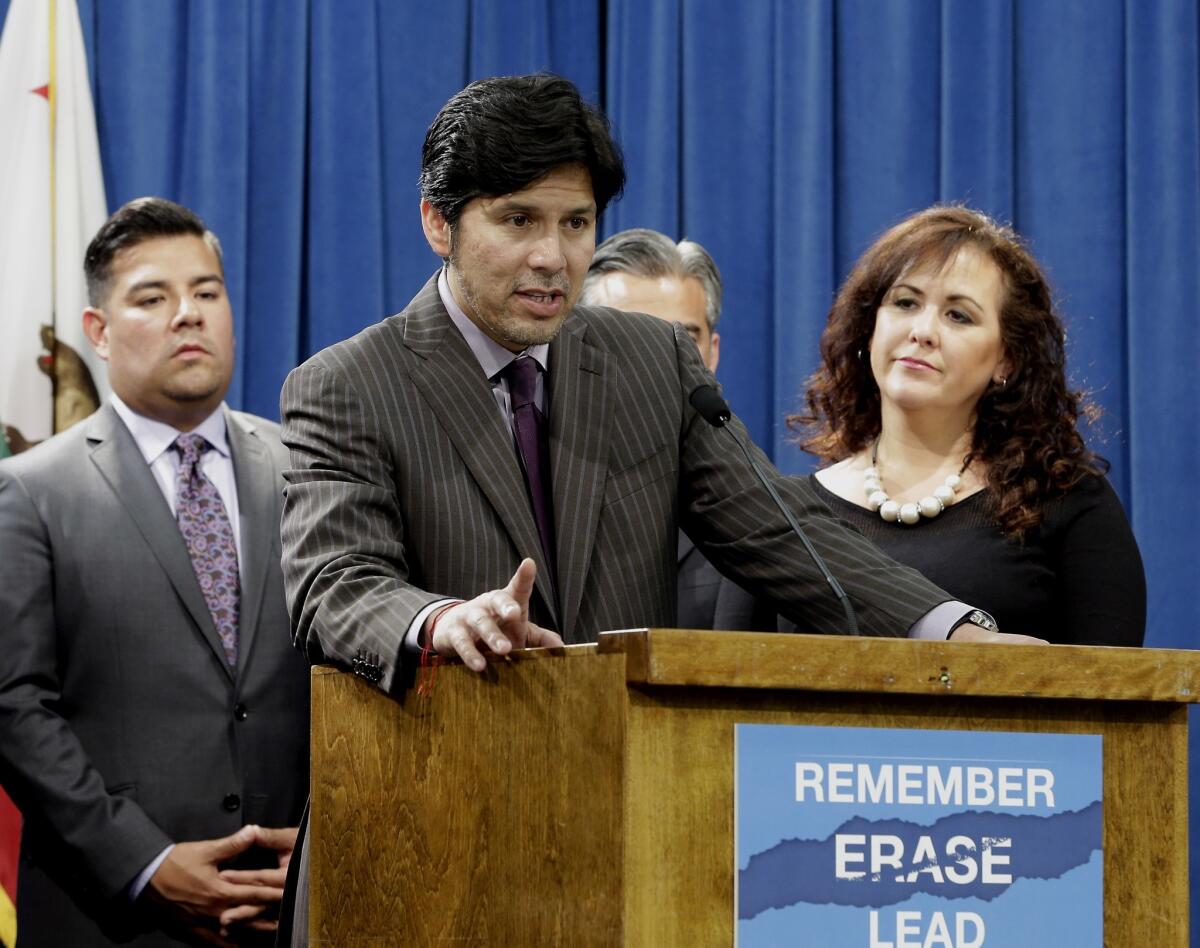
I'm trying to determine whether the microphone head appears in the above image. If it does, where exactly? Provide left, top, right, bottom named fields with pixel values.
left=689, top=384, right=731, bottom=427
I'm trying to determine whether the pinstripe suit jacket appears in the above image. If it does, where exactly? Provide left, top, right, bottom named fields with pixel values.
left=280, top=274, right=953, bottom=693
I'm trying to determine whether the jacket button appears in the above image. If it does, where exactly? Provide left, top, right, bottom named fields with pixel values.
left=222, top=794, right=241, bottom=812
left=234, top=703, right=248, bottom=721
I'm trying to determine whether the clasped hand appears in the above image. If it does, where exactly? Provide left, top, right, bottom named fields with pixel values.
left=145, top=824, right=297, bottom=946
left=428, top=558, right=564, bottom=672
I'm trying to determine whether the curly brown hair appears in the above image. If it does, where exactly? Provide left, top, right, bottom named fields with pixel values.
left=789, top=205, right=1105, bottom=537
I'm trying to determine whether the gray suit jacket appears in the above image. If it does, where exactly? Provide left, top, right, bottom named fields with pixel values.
left=280, top=274, right=953, bottom=693
left=0, top=404, right=310, bottom=947
left=676, top=531, right=778, bottom=632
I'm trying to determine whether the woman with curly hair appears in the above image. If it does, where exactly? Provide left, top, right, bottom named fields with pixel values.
left=790, top=206, right=1144, bottom=646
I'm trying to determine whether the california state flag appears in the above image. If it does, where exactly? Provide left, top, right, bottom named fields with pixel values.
left=0, top=0, right=108, bottom=461
left=0, top=2, right=109, bottom=941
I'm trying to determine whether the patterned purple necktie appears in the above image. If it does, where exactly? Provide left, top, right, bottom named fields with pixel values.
left=503, top=356, right=556, bottom=588
left=174, top=433, right=240, bottom=666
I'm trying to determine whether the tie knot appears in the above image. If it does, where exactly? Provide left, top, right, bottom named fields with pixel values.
left=503, top=356, right=540, bottom=411
left=173, top=433, right=209, bottom=470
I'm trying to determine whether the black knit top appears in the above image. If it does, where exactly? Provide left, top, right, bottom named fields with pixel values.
left=807, top=474, right=1145, bottom=646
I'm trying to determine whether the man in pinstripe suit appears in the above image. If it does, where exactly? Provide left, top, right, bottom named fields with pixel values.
left=581, top=227, right=779, bottom=634
left=279, top=74, right=1039, bottom=706
left=275, top=72, right=1044, bottom=947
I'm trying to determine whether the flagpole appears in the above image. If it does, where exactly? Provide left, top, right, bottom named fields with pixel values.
left=48, top=0, right=59, bottom=433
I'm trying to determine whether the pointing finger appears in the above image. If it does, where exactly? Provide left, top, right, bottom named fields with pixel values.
left=504, top=558, right=537, bottom=613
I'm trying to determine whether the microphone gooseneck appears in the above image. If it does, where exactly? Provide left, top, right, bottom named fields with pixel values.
left=687, top=384, right=860, bottom=636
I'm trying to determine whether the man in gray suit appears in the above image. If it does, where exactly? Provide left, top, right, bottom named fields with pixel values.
left=0, top=198, right=310, bottom=947
left=581, top=227, right=776, bottom=632
left=280, top=74, right=1035, bottom=697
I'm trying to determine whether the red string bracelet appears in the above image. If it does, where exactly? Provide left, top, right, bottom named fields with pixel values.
left=416, top=601, right=462, bottom=698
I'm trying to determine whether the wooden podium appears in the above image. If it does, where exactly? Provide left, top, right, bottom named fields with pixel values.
left=309, top=630, right=1200, bottom=945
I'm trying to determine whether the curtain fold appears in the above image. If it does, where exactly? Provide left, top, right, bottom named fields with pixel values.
left=679, top=0, right=778, bottom=449
left=939, top=0, right=1013, bottom=218
left=243, top=0, right=308, bottom=410
left=603, top=0, right=683, bottom=238
left=771, top=0, right=836, bottom=459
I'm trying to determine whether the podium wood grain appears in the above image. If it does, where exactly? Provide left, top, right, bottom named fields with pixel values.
left=311, top=630, right=1200, bottom=946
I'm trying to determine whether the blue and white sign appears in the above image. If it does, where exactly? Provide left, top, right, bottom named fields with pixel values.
left=735, top=725, right=1102, bottom=947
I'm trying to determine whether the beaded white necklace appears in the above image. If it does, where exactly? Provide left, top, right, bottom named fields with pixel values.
left=863, top=442, right=969, bottom=525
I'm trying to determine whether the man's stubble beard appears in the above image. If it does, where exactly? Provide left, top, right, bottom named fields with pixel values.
left=448, top=257, right=573, bottom=349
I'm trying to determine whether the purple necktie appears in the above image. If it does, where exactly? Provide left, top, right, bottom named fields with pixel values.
left=503, top=356, right=556, bottom=588
left=174, top=433, right=240, bottom=666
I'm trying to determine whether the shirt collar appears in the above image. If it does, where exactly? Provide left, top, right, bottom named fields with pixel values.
left=110, top=394, right=231, bottom=466
left=437, top=268, right=550, bottom=380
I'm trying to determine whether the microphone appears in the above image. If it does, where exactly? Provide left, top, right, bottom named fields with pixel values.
left=689, top=384, right=731, bottom=426
left=688, top=384, right=860, bottom=635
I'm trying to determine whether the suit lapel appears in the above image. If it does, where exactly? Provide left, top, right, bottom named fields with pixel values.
left=227, top=410, right=274, bottom=678
left=547, top=317, right=612, bottom=641
left=403, top=278, right=561, bottom=625
left=678, top=530, right=695, bottom=565
left=86, top=405, right=235, bottom=681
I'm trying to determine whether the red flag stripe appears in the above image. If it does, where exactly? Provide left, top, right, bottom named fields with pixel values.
left=0, top=785, right=18, bottom=948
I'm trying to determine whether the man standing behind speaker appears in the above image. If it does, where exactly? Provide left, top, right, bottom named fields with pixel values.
left=0, top=198, right=310, bottom=947
left=581, top=228, right=776, bottom=632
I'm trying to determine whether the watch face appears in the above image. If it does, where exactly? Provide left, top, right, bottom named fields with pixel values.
left=969, top=610, right=997, bottom=632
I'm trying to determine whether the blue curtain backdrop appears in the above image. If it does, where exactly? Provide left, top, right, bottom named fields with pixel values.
left=3, top=0, right=1198, bottom=930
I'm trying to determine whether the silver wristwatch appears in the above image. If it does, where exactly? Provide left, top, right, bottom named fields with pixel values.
left=956, top=609, right=999, bottom=634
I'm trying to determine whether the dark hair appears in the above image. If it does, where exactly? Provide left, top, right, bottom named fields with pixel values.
left=582, top=228, right=724, bottom=329
left=789, top=205, right=1106, bottom=537
left=420, top=74, right=625, bottom=225
left=84, top=197, right=222, bottom=306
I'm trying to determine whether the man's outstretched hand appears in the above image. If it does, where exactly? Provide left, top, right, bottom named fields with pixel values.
left=427, top=558, right=564, bottom=672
